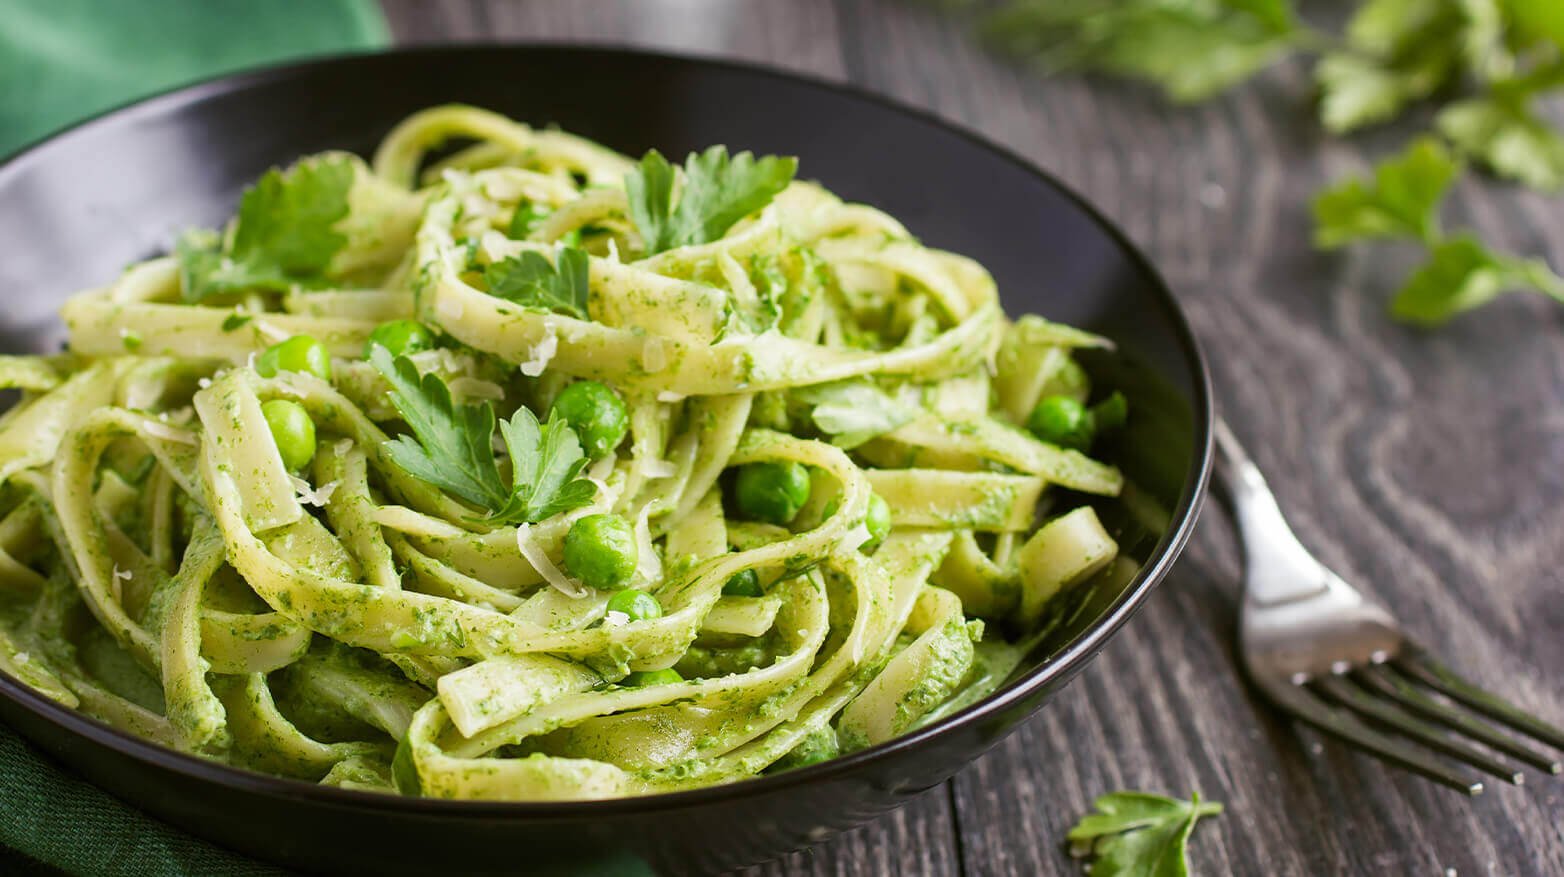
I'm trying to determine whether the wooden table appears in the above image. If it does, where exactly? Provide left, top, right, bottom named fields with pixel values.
left=382, top=3, right=1564, bottom=874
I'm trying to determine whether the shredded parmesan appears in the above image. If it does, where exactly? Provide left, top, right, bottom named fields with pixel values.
left=291, top=475, right=339, bottom=507
left=603, top=610, right=630, bottom=628
left=252, top=320, right=290, bottom=343
left=838, top=523, right=873, bottom=554
left=641, top=457, right=677, bottom=480
left=516, top=523, right=588, bottom=598
left=656, top=390, right=685, bottom=403
left=631, top=503, right=663, bottom=587
left=606, top=238, right=621, bottom=263
left=479, top=230, right=521, bottom=263
left=196, top=377, right=212, bottom=389
left=110, top=566, right=132, bottom=604
left=518, top=330, right=558, bottom=377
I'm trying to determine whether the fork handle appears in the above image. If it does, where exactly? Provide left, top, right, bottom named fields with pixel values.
left=1212, top=419, right=1334, bottom=606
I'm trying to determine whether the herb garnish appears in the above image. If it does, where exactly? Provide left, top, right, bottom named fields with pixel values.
left=1066, top=790, right=1224, bottom=876
left=370, top=346, right=596, bottom=523
left=178, top=155, right=355, bottom=302
left=625, top=146, right=797, bottom=255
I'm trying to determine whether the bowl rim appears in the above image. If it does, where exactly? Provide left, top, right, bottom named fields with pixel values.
left=0, top=42, right=1214, bottom=817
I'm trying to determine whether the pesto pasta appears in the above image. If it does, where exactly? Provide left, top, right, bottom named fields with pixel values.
left=0, top=105, right=1131, bottom=800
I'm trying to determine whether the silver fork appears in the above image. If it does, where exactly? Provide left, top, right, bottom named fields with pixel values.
left=1213, top=419, right=1564, bottom=794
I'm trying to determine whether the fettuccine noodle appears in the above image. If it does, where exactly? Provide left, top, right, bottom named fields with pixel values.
left=0, top=106, right=1129, bottom=799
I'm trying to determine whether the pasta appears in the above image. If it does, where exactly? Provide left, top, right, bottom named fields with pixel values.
left=0, top=105, right=1130, bottom=800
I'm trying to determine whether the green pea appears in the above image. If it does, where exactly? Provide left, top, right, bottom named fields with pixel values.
left=261, top=399, right=316, bottom=471
left=365, top=320, right=435, bottom=358
left=562, top=514, right=638, bottom=590
left=863, top=492, right=892, bottom=552
left=734, top=461, right=811, bottom=525
left=604, top=587, right=661, bottom=621
left=722, top=568, right=763, bottom=597
left=1026, top=395, right=1093, bottom=451
left=624, top=668, right=682, bottom=686
left=256, top=335, right=331, bottom=382
left=549, top=381, right=629, bottom=459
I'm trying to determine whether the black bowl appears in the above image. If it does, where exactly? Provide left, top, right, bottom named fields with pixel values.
left=0, top=46, right=1212, bottom=875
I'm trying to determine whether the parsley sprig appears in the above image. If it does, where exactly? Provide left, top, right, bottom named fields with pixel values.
left=960, top=0, right=1564, bottom=326
left=178, top=155, right=356, bottom=302
left=1066, top=790, right=1224, bottom=877
left=1314, top=137, right=1564, bottom=324
left=369, top=346, right=596, bottom=524
left=625, top=146, right=798, bottom=255
left=484, top=246, right=592, bottom=319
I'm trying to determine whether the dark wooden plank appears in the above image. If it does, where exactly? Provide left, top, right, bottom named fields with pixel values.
left=830, top=3, right=1564, bottom=875
left=381, top=2, right=1564, bottom=874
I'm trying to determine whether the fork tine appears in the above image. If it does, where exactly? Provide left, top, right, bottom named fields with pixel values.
left=1257, top=677, right=1483, bottom=795
left=1356, top=665, right=1563, bottom=775
left=1394, top=651, right=1564, bottom=751
left=1312, top=675, right=1524, bottom=785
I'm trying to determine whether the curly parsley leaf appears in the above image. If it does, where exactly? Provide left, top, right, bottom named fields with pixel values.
left=494, top=409, right=598, bottom=524
left=980, top=0, right=1299, bottom=103
left=369, top=346, right=597, bottom=522
left=1391, top=235, right=1564, bottom=325
left=626, top=146, right=798, bottom=255
left=1067, top=791, right=1224, bottom=877
left=178, top=155, right=355, bottom=302
left=795, top=381, right=920, bottom=449
left=484, top=247, right=591, bottom=319
left=1312, top=138, right=1460, bottom=248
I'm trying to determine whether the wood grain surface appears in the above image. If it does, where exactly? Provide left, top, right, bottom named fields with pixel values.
left=380, top=2, right=1564, bottom=874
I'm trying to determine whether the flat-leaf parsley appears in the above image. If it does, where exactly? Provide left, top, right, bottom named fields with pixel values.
left=1067, top=790, right=1224, bottom=877
left=370, top=346, right=597, bottom=523
left=625, top=146, right=797, bottom=255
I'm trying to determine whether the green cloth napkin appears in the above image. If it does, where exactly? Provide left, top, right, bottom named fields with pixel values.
left=1, top=2, right=384, bottom=873
left=0, top=0, right=389, bottom=158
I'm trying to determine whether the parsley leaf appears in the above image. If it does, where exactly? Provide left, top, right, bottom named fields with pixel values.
left=1312, top=138, right=1460, bottom=248
left=795, top=381, right=921, bottom=449
left=484, top=247, right=591, bottom=319
left=178, top=155, right=356, bottom=302
left=981, top=0, right=1299, bottom=103
left=371, top=345, right=510, bottom=512
left=1067, top=791, right=1223, bottom=877
left=493, top=409, right=598, bottom=524
left=509, top=202, right=553, bottom=239
left=625, top=146, right=798, bottom=255
left=369, top=346, right=598, bottom=523
left=1315, top=0, right=1468, bottom=134
left=1438, top=94, right=1564, bottom=190
left=1391, top=235, right=1564, bottom=325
